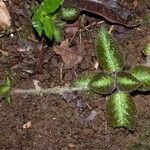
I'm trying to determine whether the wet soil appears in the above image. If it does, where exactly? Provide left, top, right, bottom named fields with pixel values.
left=0, top=0, right=150, bottom=150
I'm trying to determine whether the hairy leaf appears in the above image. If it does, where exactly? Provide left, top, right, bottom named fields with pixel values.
left=62, top=6, right=80, bottom=21
left=73, top=72, right=96, bottom=90
left=143, top=42, right=150, bottom=56
left=0, top=76, right=11, bottom=103
left=42, top=0, right=64, bottom=13
left=95, top=26, right=124, bottom=73
left=116, top=71, right=141, bottom=92
left=89, top=72, right=115, bottom=95
left=131, top=65, right=150, bottom=91
left=106, top=91, right=136, bottom=130
left=40, top=14, right=54, bottom=39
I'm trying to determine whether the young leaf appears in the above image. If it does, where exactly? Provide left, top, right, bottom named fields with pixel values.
left=131, top=65, right=150, bottom=91
left=0, top=76, right=11, bottom=103
left=32, top=6, right=44, bottom=36
left=42, top=0, right=64, bottom=13
left=95, top=26, right=124, bottom=73
left=40, top=13, right=54, bottom=39
left=53, top=28, right=61, bottom=43
left=106, top=91, right=136, bottom=130
left=73, top=72, right=96, bottom=90
left=143, top=42, right=150, bottom=56
left=116, top=71, right=141, bottom=92
left=89, top=72, right=115, bottom=95
left=62, top=6, right=80, bottom=21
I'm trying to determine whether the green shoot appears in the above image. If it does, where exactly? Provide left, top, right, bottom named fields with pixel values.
left=32, top=0, right=80, bottom=42
left=0, top=75, right=11, bottom=103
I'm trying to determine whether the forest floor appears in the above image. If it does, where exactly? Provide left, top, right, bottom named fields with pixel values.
left=0, top=0, right=150, bottom=149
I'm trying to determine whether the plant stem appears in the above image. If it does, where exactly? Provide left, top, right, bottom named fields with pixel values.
left=12, top=86, right=87, bottom=95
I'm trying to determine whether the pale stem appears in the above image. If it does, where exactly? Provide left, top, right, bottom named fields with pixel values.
left=12, top=86, right=87, bottom=95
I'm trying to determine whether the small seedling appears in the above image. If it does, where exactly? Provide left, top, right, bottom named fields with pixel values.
left=32, top=0, right=80, bottom=42
left=0, top=75, right=11, bottom=103
left=73, top=26, right=150, bottom=130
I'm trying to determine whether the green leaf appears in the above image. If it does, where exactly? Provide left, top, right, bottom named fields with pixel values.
left=106, top=91, right=136, bottom=130
left=116, top=71, right=141, bottom=92
left=89, top=72, right=115, bottom=95
left=41, top=14, right=54, bottom=39
left=95, top=26, right=124, bottom=73
left=42, top=0, right=64, bottom=13
left=73, top=72, right=96, bottom=90
left=32, top=6, right=44, bottom=36
left=0, top=76, right=11, bottom=103
left=143, top=42, right=150, bottom=56
left=131, top=65, right=150, bottom=91
left=53, top=28, right=61, bottom=43
left=62, top=6, right=80, bottom=21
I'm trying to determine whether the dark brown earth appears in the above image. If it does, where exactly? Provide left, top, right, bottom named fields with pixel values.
left=0, top=0, right=150, bottom=149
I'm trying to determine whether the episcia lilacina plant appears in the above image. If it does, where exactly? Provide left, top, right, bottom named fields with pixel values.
left=72, top=26, right=150, bottom=130
left=32, top=0, right=80, bottom=43
left=2, top=26, right=150, bottom=130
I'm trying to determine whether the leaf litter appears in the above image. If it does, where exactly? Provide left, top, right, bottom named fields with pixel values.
left=53, top=39, right=84, bottom=69
left=0, top=0, right=11, bottom=30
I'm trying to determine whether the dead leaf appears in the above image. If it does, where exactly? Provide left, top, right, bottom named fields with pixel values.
left=133, top=0, right=139, bottom=8
left=53, top=39, right=83, bottom=69
left=23, top=121, right=32, bottom=129
left=65, top=20, right=80, bottom=36
left=0, top=0, right=11, bottom=30
left=68, top=143, right=76, bottom=148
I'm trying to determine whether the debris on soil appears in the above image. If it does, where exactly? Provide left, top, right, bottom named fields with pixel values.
left=64, top=0, right=140, bottom=27
left=23, top=121, right=32, bottom=129
left=1, top=0, right=150, bottom=149
left=0, top=0, right=11, bottom=30
left=61, top=92, right=97, bottom=123
left=64, top=20, right=80, bottom=36
left=53, top=39, right=83, bottom=69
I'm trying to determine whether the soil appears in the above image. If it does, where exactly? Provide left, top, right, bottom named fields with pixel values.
left=0, top=0, right=150, bottom=150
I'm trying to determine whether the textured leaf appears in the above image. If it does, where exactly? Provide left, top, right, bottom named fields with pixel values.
left=62, top=6, right=80, bottom=21
left=106, top=91, right=136, bottom=130
left=131, top=65, right=150, bottom=91
left=116, top=71, right=141, bottom=92
left=0, top=76, right=11, bottom=103
left=143, top=42, right=150, bottom=56
left=32, top=6, right=44, bottom=36
left=89, top=72, right=115, bottom=95
left=73, top=72, right=96, bottom=90
left=41, top=14, right=54, bottom=39
left=42, top=0, right=64, bottom=13
left=95, top=26, right=124, bottom=73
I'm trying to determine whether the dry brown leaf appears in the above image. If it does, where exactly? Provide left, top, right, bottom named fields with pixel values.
left=0, top=0, right=11, bottom=30
left=53, top=39, right=83, bottom=69
left=65, top=20, right=80, bottom=36
left=133, top=0, right=139, bottom=8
